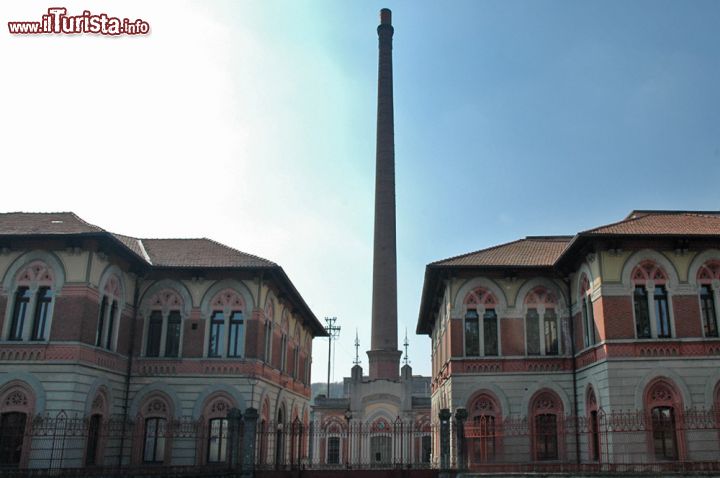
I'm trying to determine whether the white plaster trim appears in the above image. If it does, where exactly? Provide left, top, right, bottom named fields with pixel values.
left=703, top=370, right=720, bottom=409
left=0, top=371, right=46, bottom=414
left=452, top=277, right=508, bottom=318
left=129, top=382, right=183, bottom=419
left=688, top=249, right=720, bottom=285
left=192, top=383, right=246, bottom=419
left=85, top=376, right=114, bottom=415
left=460, top=382, right=511, bottom=418
left=620, top=249, right=680, bottom=292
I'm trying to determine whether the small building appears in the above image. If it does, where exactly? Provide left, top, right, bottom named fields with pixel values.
left=417, top=210, right=720, bottom=470
left=0, top=212, right=326, bottom=469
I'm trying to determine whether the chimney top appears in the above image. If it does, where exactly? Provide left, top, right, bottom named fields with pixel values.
left=380, top=8, right=392, bottom=26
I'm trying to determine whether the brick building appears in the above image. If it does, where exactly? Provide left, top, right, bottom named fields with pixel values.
left=0, top=212, right=325, bottom=468
left=417, top=210, right=720, bottom=469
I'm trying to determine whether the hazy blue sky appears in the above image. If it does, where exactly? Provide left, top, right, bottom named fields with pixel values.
left=1, top=1, right=719, bottom=381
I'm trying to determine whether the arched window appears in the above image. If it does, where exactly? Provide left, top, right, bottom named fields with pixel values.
left=137, top=395, right=173, bottom=464
left=96, top=273, right=123, bottom=351
left=645, top=379, right=683, bottom=461
left=207, top=289, right=245, bottom=358
left=0, top=382, right=35, bottom=468
left=525, top=288, right=560, bottom=356
left=275, top=405, right=286, bottom=466
left=85, top=389, right=109, bottom=466
left=7, top=261, right=56, bottom=341
left=580, top=274, right=597, bottom=348
left=697, top=260, right=720, bottom=338
left=632, top=261, right=672, bottom=339
left=466, top=393, right=501, bottom=464
left=200, top=395, right=236, bottom=464
left=369, top=418, right=392, bottom=465
left=530, top=390, right=563, bottom=461
left=323, top=419, right=344, bottom=465
left=463, top=288, right=499, bottom=357
left=143, top=289, right=184, bottom=358
left=586, top=386, right=599, bottom=462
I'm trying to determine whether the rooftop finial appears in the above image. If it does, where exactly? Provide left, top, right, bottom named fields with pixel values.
left=403, top=328, right=410, bottom=366
left=353, top=329, right=361, bottom=366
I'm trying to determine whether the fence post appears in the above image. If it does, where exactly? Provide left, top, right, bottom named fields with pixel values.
left=227, top=408, right=243, bottom=469
left=455, top=408, right=468, bottom=471
left=439, top=408, right=451, bottom=470
left=242, top=407, right=259, bottom=477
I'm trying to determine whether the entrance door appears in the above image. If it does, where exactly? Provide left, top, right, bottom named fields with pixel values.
left=370, top=436, right=391, bottom=466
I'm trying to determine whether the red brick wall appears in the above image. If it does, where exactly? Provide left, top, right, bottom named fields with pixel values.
left=51, top=294, right=96, bottom=343
left=672, top=295, right=702, bottom=337
left=501, top=318, right=524, bottom=355
left=599, top=296, right=634, bottom=339
left=245, top=318, right=259, bottom=359
left=450, top=318, right=463, bottom=357
left=182, top=318, right=204, bottom=357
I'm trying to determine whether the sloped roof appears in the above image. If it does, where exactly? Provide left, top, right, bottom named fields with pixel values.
left=0, top=212, right=104, bottom=235
left=139, top=238, right=277, bottom=268
left=431, top=236, right=572, bottom=268
left=582, top=211, right=720, bottom=236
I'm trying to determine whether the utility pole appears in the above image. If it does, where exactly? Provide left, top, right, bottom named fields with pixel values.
left=324, top=317, right=341, bottom=398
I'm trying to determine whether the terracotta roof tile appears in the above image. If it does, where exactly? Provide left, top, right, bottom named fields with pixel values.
left=583, top=212, right=720, bottom=236
left=140, top=238, right=276, bottom=268
left=431, top=236, right=572, bottom=268
left=0, top=212, right=104, bottom=235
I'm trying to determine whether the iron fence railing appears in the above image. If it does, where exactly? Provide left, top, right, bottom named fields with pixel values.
left=1, top=408, right=719, bottom=474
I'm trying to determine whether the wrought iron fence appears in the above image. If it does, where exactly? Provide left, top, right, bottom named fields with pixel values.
left=1, top=408, right=720, bottom=474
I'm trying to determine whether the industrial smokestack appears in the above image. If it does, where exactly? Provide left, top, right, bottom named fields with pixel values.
left=368, top=8, right=402, bottom=381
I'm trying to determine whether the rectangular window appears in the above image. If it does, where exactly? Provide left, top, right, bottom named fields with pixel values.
left=105, top=300, right=117, bottom=350
left=146, top=311, right=163, bottom=357
left=654, top=286, right=671, bottom=338
left=544, top=309, right=558, bottom=355
left=227, top=311, right=244, bottom=357
left=526, top=308, right=540, bottom=355
left=634, top=286, right=651, bottom=339
left=651, top=407, right=677, bottom=460
left=327, top=436, right=340, bottom=464
left=85, top=414, right=102, bottom=465
left=209, top=311, right=225, bottom=357
left=207, top=418, right=228, bottom=463
left=165, top=311, right=181, bottom=357
left=280, top=335, right=288, bottom=371
left=31, top=287, right=52, bottom=340
left=264, top=322, right=273, bottom=362
left=534, top=414, right=558, bottom=460
left=9, top=287, right=31, bottom=341
left=0, top=412, right=27, bottom=466
left=421, top=435, right=431, bottom=463
left=95, top=297, right=107, bottom=347
left=589, top=410, right=599, bottom=462
left=143, top=417, right=166, bottom=463
left=582, top=298, right=591, bottom=347
left=464, top=310, right=480, bottom=356
left=587, top=297, right=596, bottom=345
left=483, top=309, right=498, bottom=356
left=700, top=285, right=718, bottom=337
left=293, top=347, right=299, bottom=378
left=472, top=415, right=496, bottom=462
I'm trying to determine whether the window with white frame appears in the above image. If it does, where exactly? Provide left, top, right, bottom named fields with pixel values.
left=525, top=287, right=561, bottom=356
left=696, top=260, right=720, bottom=338
left=5, top=261, right=58, bottom=342
left=463, top=288, right=499, bottom=357
left=631, top=261, right=673, bottom=339
left=95, top=273, right=123, bottom=351
left=205, top=289, right=245, bottom=359
left=143, top=288, right=185, bottom=358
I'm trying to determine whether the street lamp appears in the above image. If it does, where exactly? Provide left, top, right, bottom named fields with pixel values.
left=344, top=408, right=352, bottom=468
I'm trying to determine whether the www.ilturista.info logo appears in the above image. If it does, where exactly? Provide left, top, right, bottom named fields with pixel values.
left=8, top=8, right=150, bottom=35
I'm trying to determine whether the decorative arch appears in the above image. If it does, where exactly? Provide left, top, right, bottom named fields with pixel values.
left=464, top=384, right=510, bottom=418
left=0, top=380, right=37, bottom=468
left=521, top=381, right=571, bottom=416
left=2, top=250, right=66, bottom=292
left=192, top=384, right=246, bottom=419
left=0, top=372, right=46, bottom=414
left=2, top=251, right=66, bottom=342
left=631, top=260, right=669, bottom=284
left=97, top=265, right=127, bottom=307
left=574, top=263, right=595, bottom=302
left=529, top=388, right=565, bottom=461
left=453, top=278, right=508, bottom=317
left=85, top=376, right=114, bottom=416
left=518, top=282, right=566, bottom=357
left=633, top=369, right=692, bottom=411
left=643, top=377, right=686, bottom=460
left=132, top=391, right=175, bottom=465
left=139, top=279, right=192, bottom=318
left=621, top=250, right=680, bottom=291
left=585, top=385, right=600, bottom=462
left=129, top=382, right=182, bottom=419
left=84, top=385, right=110, bottom=466
left=703, top=370, right=720, bottom=410
left=688, top=250, right=720, bottom=284
left=515, top=278, right=568, bottom=313
left=200, top=279, right=255, bottom=316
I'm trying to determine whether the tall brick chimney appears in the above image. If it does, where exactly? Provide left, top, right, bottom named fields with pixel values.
left=367, top=8, right=402, bottom=381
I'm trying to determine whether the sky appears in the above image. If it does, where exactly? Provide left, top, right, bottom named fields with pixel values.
left=1, top=1, right=719, bottom=382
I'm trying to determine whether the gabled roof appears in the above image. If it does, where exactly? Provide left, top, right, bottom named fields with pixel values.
left=0, top=212, right=104, bottom=235
left=581, top=211, right=720, bottom=236
left=431, top=236, right=572, bottom=268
